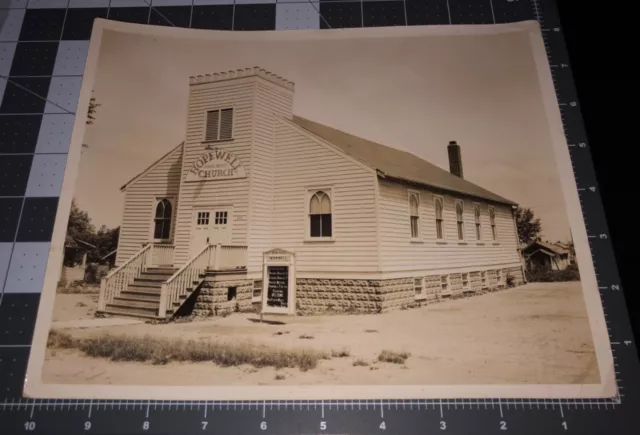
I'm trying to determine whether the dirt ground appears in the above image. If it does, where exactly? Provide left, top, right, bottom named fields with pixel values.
left=43, top=282, right=599, bottom=386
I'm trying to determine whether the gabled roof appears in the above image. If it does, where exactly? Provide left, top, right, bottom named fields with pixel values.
left=524, top=240, right=567, bottom=256
left=292, top=116, right=517, bottom=206
left=120, top=142, right=184, bottom=191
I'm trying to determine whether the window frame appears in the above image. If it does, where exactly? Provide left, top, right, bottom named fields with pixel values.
left=440, top=274, right=451, bottom=295
left=481, top=271, right=488, bottom=288
left=473, top=203, right=482, bottom=242
left=414, top=277, right=426, bottom=300
left=305, top=187, right=334, bottom=242
left=151, top=197, right=175, bottom=243
left=252, top=279, right=263, bottom=303
left=434, top=195, right=446, bottom=242
left=489, top=205, right=498, bottom=242
left=455, top=199, right=465, bottom=242
left=408, top=189, right=422, bottom=241
left=462, top=272, right=470, bottom=291
left=203, top=107, right=234, bottom=143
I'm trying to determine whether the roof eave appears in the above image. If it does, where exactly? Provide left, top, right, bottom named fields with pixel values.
left=380, top=173, right=518, bottom=207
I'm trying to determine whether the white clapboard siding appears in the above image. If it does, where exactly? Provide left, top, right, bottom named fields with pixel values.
left=378, top=179, right=521, bottom=272
left=115, top=144, right=183, bottom=265
left=246, top=81, right=294, bottom=274
left=271, top=119, right=379, bottom=273
left=173, top=78, right=255, bottom=265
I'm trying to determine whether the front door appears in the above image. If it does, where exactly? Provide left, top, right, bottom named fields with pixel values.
left=190, top=208, right=231, bottom=257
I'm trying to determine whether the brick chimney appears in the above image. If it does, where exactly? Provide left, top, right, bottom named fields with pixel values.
left=447, top=141, right=463, bottom=178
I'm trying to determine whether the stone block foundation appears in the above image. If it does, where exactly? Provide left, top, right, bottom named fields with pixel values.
left=193, top=279, right=253, bottom=316
left=296, top=266, right=526, bottom=315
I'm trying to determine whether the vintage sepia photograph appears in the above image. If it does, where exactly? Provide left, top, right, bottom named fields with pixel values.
left=25, top=19, right=614, bottom=400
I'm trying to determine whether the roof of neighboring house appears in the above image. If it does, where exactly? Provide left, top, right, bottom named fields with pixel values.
left=120, top=142, right=184, bottom=191
left=524, top=240, right=567, bottom=256
left=292, top=116, right=517, bottom=206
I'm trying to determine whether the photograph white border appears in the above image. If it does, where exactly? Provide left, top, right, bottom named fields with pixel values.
left=24, top=19, right=616, bottom=400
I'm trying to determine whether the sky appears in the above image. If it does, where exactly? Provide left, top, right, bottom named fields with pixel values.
left=76, top=27, right=572, bottom=242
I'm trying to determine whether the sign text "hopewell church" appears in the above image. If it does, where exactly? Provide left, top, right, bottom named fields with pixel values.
left=185, top=149, right=247, bottom=182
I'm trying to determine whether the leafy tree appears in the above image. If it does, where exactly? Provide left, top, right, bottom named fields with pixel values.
left=515, top=206, right=542, bottom=245
left=67, top=199, right=95, bottom=241
left=87, top=225, right=120, bottom=263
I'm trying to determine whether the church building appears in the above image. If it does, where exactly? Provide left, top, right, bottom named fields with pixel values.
left=97, top=67, right=525, bottom=319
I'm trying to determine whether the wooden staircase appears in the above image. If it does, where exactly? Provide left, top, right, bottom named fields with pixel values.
left=102, top=267, right=178, bottom=319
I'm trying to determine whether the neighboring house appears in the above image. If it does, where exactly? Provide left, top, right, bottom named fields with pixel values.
left=554, top=241, right=576, bottom=265
left=99, top=67, right=524, bottom=319
left=60, top=236, right=96, bottom=285
left=523, top=240, right=571, bottom=271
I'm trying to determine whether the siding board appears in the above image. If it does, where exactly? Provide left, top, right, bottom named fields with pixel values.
left=378, top=179, right=521, bottom=272
left=116, top=145, right=183, bottom=265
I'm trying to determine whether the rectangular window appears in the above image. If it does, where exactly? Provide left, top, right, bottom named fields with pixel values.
left=414, top=278, right=424, bottom=298
left=252, top=280, right=263, bottom=301
left=197, top=211, right=210, bottom=225
left=462, top=273, right=470, bottom=290
left=205, top=108, right=233, bottom=141
left=215, top=211, right=228, bottom=225
left=481, top=271, right=487, bottom=287
left=440, top=275, right=449, bottom=293
left=497, top=269, right=503, bottom=284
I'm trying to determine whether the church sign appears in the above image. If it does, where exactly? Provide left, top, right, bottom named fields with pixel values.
left=185, top=149, right=246, bottom=182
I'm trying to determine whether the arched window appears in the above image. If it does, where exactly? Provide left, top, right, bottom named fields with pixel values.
left=474, top=204, right=482, bottom=240
left=309, top=191, right=332, bottom=238
left=435, top=197, right=444, bottom=240
left=409, top=192, right=420, bottom=239
left=456, top=201, right=464, bottom=240
left=489, top=206, right=497, bottom=241
left=154, top=198, right=172, bottom=241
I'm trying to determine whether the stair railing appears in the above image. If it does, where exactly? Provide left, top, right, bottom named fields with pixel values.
left=158, top=244, right=212, bottom=318
left=98, top=244, right=153, bottom=311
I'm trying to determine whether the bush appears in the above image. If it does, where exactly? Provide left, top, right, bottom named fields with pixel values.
left=352, top=358, right=369, bottom=367
left=378, top=350, right=410, bottom=364
left=47, top=331, right=330, bottom=371
left=331, top=348, right=350, bottom=358
left=526, top=264, right=580, bottom=282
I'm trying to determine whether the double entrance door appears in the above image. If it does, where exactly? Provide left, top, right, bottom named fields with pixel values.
left=190, top=207, right=232, bottom=258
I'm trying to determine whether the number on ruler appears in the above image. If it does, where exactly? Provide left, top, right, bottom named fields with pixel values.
left=561, top=63, right=568, bottom=68
left=589, top=186, right=596, bottom=192
left=553, top=27, right=560, bottom=32
left=84, top=421, right=91, bottom=431
left=143, top=421, right=150, bottom=431
left=24, top=422, right=36, bottom=431
left=500, top=421, right=507, bottom=430
left=612, top=284, right=620, bottom=291
left=599, top=233, right=608, bottom=239
left=625, top=340, right=632, bottom=345
left=579, top=142, right=586, bottom=148
left=380, top=421, right=386, bottom=430
left=201, top=421, right=208, bottom=430
left=570, top=101, right=577, bottom=107
left=440, top=421, right=447, bottom=430
left=562, top=421, right=568, bottom=430
left=320, top=421, right=327, bottom=431
left=260, top=421, right=267, bottom=430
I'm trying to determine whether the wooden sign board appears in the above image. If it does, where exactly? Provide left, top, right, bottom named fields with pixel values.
left=262, top=249, right=296, bottom=315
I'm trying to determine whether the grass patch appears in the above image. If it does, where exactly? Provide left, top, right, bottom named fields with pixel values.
left=275, top=373, right=286, bottom=380
left=56, top=282, right=100, bottom=294
left=299, top=334, right=314, bottom=340
left=331, top=348, right=350, bottom=358
left=48, top=330, right=76, bottom=349
left=378, top=350, right=410, bottom=364
left=352, top=358, right=369, bottom=367
left=364, top=329, right=378, bottom=333
left=48, top=330, right=329, bottom=371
